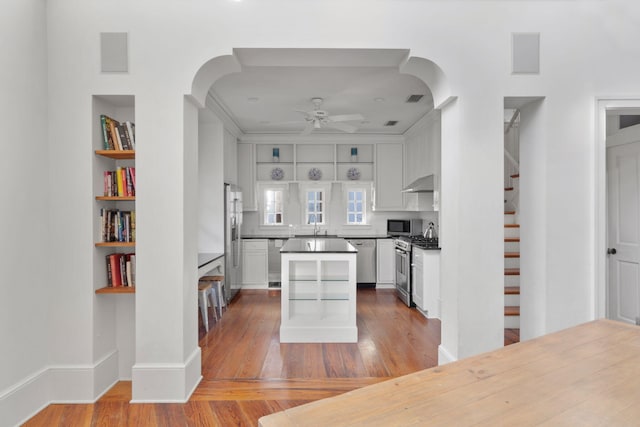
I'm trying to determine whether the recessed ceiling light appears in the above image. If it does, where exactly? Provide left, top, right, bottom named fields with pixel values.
left=247, top=97, right=260, bottom=103
left=374, top=97, right=385, bottom=102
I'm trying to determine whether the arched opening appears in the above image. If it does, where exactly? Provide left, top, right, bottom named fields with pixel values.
left=188, top=49, right=461, bottom=381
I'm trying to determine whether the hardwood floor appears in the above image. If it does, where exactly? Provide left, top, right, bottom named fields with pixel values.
left=24, top=289, right=442, bottom=426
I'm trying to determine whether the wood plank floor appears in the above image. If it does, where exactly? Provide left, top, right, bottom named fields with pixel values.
left=23, top=289, right=510, bottom=426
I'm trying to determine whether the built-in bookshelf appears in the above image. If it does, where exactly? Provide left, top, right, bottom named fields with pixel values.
left=93, top=95, right=136, bottom=294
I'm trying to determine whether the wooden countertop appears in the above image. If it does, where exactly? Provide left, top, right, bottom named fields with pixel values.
left=259, top=319, right=640, bottom=426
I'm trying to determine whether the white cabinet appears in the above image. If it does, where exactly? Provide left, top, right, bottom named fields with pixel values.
left=237, top=143, right=256, bottom=211
left=411, top=248, right=441, bottom=319
left=242, top=239, right=268, bottom=287
left=374, top=143, right=404, bottom=210
left=411, top=250, right=424, bottom=309
left=281, top=251, right=357, bottom=343
left=376, top=238, right=395, bottom=286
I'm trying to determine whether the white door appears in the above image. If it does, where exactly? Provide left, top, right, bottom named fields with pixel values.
left=607, top=141, right=640, bottom=325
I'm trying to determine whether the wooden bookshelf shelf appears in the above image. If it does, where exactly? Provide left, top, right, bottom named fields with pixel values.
left=95, top=150, right=135, bottom=160
left=95, top=286, right=135, bottom=294
left=96, top=196, right=135, bottom=201
left=95, top=242, right=136, bottom=247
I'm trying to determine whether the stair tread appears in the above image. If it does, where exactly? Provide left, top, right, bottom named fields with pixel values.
left=511, top=174, right=520, bottom=178
left=505, top=224, right=520, bottom=228
left=505, top=306, right=520, bottom=316
left=504, top=211, right=516, bottom=215
left=505, top=187, right=514, bottom=191
left=505, top=237, right=520, bottom=242
left=505, top=252, right=520, bottom=258
left=505, top=268, right=520, bottom=275
left=505, top=286, right=520, bottom=295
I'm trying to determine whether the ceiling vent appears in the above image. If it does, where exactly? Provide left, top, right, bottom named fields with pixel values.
left=384, top=120, right=399, bottom=127
left=406, top=94, right=424, bottom=103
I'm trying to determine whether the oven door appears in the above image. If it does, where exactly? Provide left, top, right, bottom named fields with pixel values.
left=395, top=248, right=412, bottom=306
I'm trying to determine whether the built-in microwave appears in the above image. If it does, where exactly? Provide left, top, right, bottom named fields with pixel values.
left=387, top=219, right=423, bottom=236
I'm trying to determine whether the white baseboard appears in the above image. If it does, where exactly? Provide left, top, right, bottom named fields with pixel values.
left=438, top=344, right=457, bottom=365
left=0, top=367, right=49, bottom=427
left=375, top=283, right=395, bottom=289
left=1, top=350, right=120, bottom=427
left=131, top=347, right=202, bottom=403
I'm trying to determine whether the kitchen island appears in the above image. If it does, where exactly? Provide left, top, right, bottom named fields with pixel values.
left=280, top=238, right=357, bottom=343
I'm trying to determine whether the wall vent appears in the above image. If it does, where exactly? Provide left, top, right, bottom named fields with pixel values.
left=620, top=115, right=640, bottom=130
left=384, top=120, right=399, bottom=126
left=406, top=94, right=424, bottom=103
left=100, top=32, right=129, bottom=73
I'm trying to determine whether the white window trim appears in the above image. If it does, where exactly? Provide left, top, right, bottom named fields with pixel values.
left=258, top=182, right=288, bottom=227
left=342, top=182, right=373, bottom=227
left=299, top=182, right=332, bottom=229
left=346, top=188, right=367, bottom=225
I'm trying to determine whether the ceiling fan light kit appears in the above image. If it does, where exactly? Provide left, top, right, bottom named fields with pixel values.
left=288, top=97, right=365, bottom=135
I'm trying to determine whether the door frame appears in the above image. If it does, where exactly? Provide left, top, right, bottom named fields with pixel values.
left=595, top=97, right=640, bottom=319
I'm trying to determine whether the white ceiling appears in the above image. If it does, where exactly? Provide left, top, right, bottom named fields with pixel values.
left=208, top=48, right=434, bottom=135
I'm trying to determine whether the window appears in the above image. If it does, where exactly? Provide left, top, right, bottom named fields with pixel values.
left=306, top=190, right=325, bottom=225
left=264, top=188, right=284, bottom=225
left=347, top=190, right=366, bottom=224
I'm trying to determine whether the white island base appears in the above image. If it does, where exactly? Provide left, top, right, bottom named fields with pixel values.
left=280, top=239, right=357, bottom=343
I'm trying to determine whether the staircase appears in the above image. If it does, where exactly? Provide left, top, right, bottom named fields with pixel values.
left=504, top=175, right=520, bottom=331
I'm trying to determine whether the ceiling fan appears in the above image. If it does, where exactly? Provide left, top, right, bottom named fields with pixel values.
left=292, top=97, right=365, bottom=135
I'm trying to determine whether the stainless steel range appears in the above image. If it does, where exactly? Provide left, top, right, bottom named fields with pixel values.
left=394, top=235, right=439, bottom=306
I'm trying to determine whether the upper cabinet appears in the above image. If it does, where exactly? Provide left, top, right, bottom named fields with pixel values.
left=373, top=143, right=404, bottom=210
left=237, top=143, right=257, bottom=211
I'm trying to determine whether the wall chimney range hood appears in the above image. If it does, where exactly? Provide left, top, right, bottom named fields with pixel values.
left=402, top=175, right=435, bottom=193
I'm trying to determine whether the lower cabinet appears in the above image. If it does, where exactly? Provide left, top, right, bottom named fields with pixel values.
left=242, top=239, right=268, bottom=287
left=411, top=248, right=441, bottom=319
left=376, top=238, right=395, bottom=286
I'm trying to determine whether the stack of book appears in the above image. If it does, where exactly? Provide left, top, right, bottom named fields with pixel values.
left=103, top=167, right=136, bottom=197
left=106, top=253, right=136, bottom=287
left=99, top=209, right=136, bottom=242
left=100, top=114, right=135, bottom=150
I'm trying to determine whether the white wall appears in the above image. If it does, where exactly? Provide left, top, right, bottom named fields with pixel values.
left=7, top=0, right=640, bottom=421
left=0, top=0, right=50, bottom=424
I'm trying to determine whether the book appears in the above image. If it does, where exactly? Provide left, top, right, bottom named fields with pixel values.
left=100, top=115, right=110, bottom=149
left=116, top=124, right=130, bottom=150
left=107, top=117, right=121, bottom=150
left=124, top=121, right=135, bottom=150
left=116, top=167, right=124, bottom=196
left=105, top=254, right=113, bottom=286
left=109, top=254, right=122, bottom=287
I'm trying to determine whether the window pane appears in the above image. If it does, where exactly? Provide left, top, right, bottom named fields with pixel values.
left=348, top=202, right=355, bottom=211
left=356, top=202, right=362, bottom=212
left=308, top=214, right=315, bottom=224
left=348, top=214, right=355, bottom=223
left=317, top=192, right=322, bottom=201
left=317, top=214, right=323, bottom=223
left=356, top=214, right=362, bottom=223
left=348, top=192, right=354, bottom=201
left=275, top=213, right=282, bottom=223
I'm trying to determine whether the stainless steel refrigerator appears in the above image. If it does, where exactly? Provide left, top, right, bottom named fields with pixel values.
left=224, top=183, right=243, bottom=301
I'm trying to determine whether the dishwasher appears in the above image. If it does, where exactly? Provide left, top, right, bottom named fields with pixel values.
left=267, top=239, right=285, bottom=287
left=347, top=239, right=377, bottom=286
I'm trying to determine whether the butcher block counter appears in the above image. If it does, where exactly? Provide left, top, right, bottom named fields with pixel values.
left=259, top=319, right=640, bottom=426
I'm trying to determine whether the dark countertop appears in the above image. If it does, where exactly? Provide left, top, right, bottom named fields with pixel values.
left=281, top=238, right=357, bottom=253
left=412, top=245, right=442, bottom=251
left=198, top=252, right=224, bottom=268
left=243, top=235, right=392, bottom=239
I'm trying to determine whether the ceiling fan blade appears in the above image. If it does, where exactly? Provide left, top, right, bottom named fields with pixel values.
left=324, top=121, right=359, bottom=133
left=327, top=113, right=364, bottom=122
left=300, top=121, right=314, bottom=135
